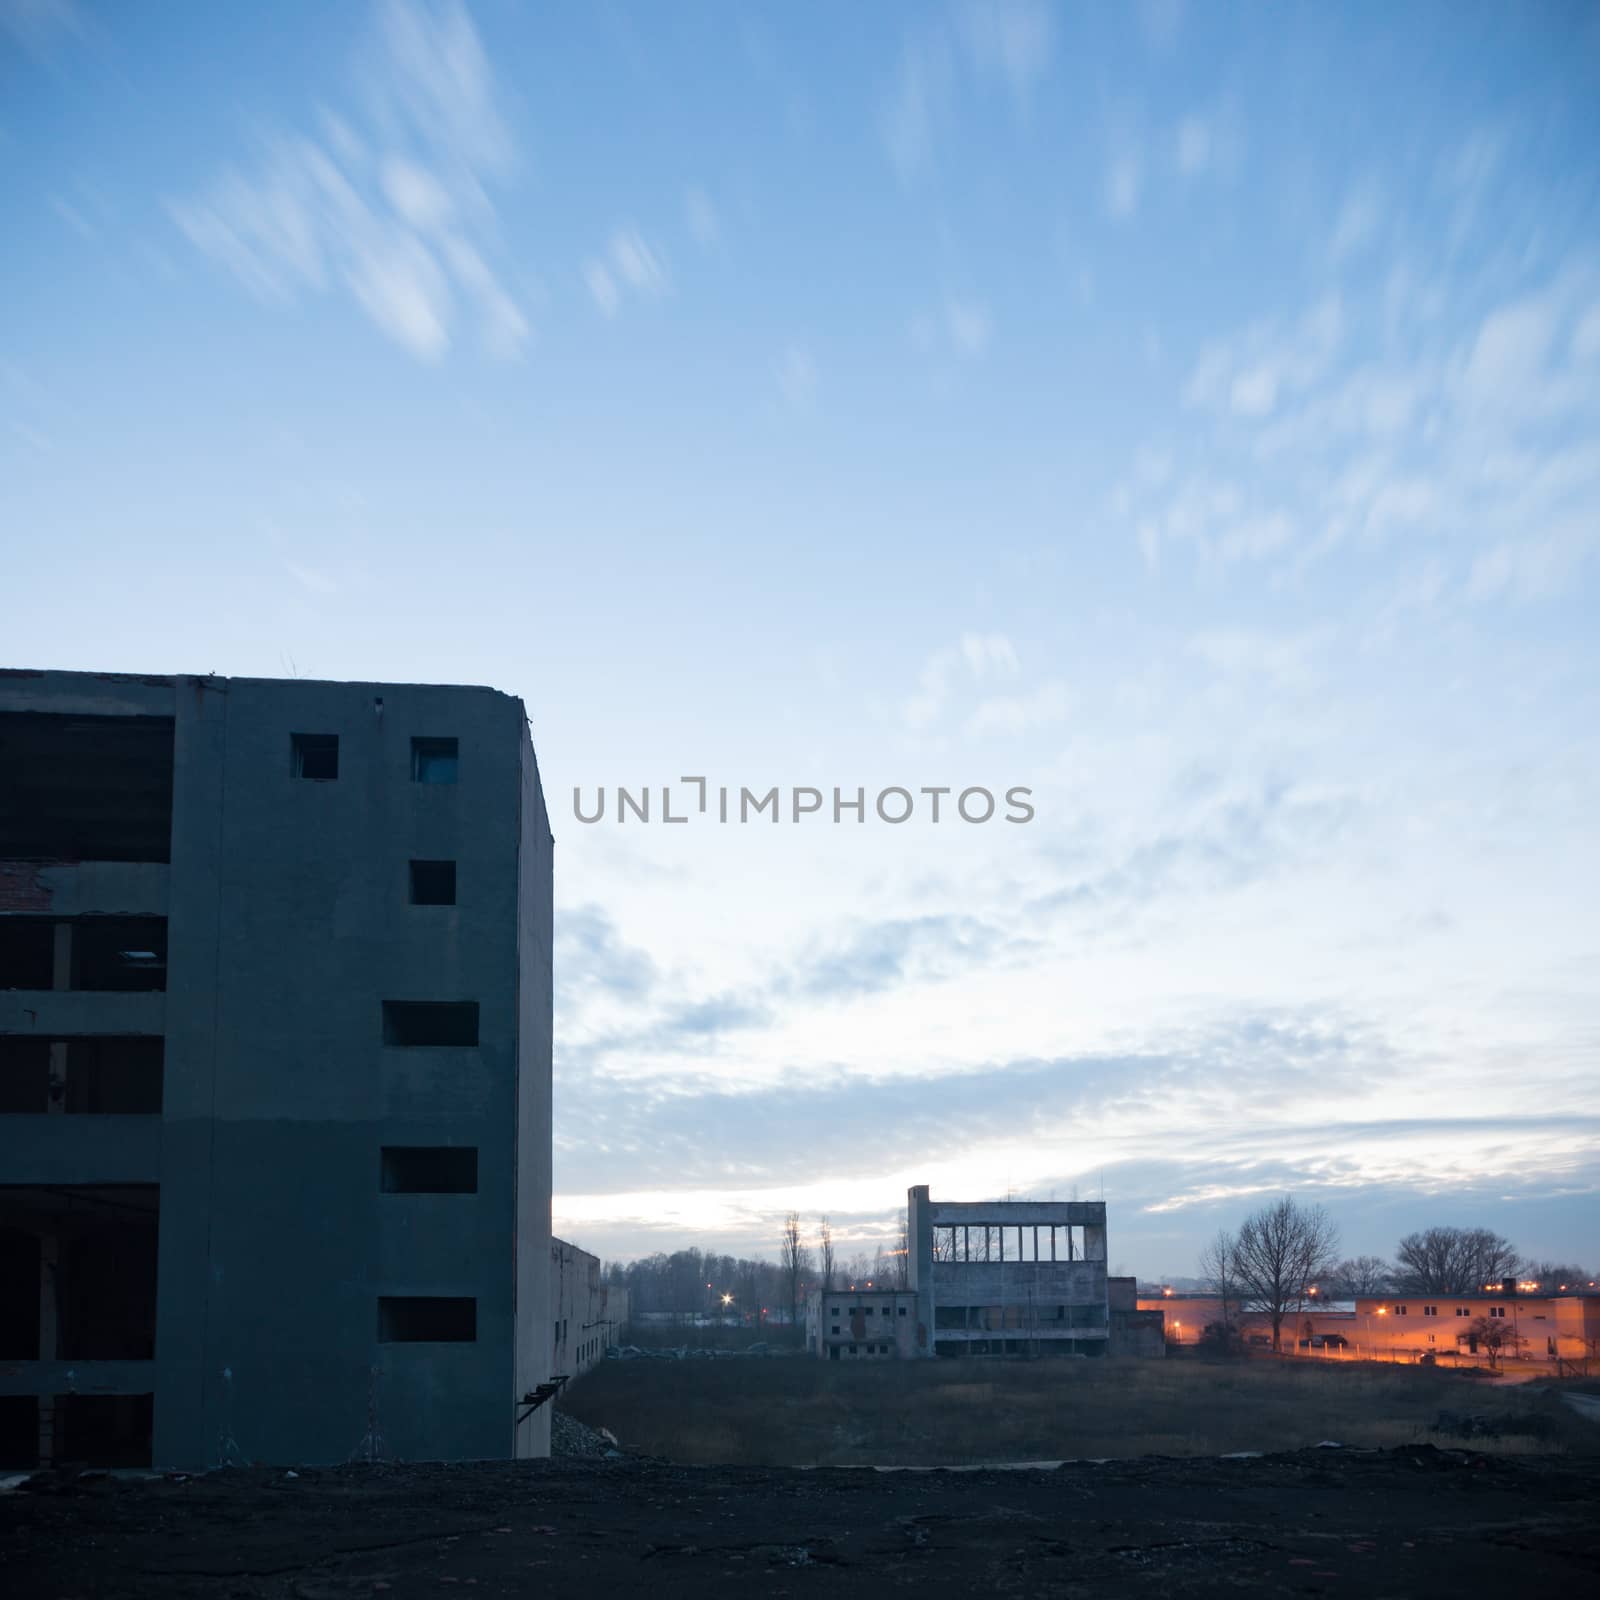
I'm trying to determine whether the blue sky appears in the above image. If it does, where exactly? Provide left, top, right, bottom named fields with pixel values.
left=4, top=0, right=1598, bottom=1277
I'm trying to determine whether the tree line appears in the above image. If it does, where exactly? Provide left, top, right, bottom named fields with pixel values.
left=602, top=1212, right=911, bottom=1326
left=1198, top=1199, right=1593, bottom=1352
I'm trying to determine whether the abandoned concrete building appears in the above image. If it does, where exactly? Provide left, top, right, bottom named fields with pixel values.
left=0, top=669, right=554, bottom=1469
left=910, top=1184, right=1112, bottom=1356
left=551, top=1236, right=630, bottom=1383
left=805, top=1188, right=1162, bottom=1360
left=806, top=1286, right=919, bottom=1359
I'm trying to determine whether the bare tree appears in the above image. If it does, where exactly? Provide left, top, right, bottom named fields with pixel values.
left=1394, top=1227, right=1520, bottom=1295
left=842, top=1250, right=875, bottom=1286
left=1463, top=1314, right=1525, bottom=1368
left=1521, top=1260, right=1591, bottom=1293
left=1231, top=1197, right=1340, bottom=1351
left=894, top=1208, right=911, bottom=1288
left=1327, top=1255, right=1394, bottom=1295
left=780, top=1212, right=811, bottom=1329
left=817, top=1216, right=835, bottom=1292
left=1198, top=1228, right=1241, bottom=1350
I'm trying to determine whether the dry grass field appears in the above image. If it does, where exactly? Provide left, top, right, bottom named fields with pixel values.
left=561, top=1352, right=1591, bottom=1467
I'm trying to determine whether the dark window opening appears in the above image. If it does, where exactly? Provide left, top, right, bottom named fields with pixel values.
left=0, top=919, right=168, bottom=993
left=0, top=1038, right=50, bottom=1113
left=378, top=1296, right=476, bottom=1342
left=0, top=1227, right=41, bottom=1358
left=291, top=733, right=339, bottom=780
left=381, top=1146, right=477, bottom=1193
left=0, top=1396, right=37, bottom=1467
left=409, top=860, right=456, bottom=905
left=0, top=1037, right=162, bottom=1114
left=0, top=1186, right=159, bottom=1361
left=411, top=737, right=458, bottom=784
left=58, top=1216, right=159, bottom=1359
left=0, top=713, right=174, bottom=863
left=382, top=1000, right=479, bottom=1046
left=0, top=919, right=55, bottom=989
left=56, top=1393, right=153, bottom=1468
left=65, top=1037, right=164, bottom=1113
left=72, top=918, right=168, bottom=991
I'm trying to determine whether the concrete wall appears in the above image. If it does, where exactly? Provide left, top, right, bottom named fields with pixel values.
left=513, top=723, right=554, bottom=1457
left=806, top=1289, right=919, bottom=1359
left=910, top=1186, right=1110, bottom=1355
left=551, top=1238, right=628, bottom=1385
left=0, top=670, right=554, bottom=1468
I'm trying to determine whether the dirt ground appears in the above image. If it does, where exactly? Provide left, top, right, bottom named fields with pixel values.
left=4, top=1445, right=1599, bottom=1598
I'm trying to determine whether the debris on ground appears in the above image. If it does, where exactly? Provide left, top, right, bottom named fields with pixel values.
left=550, top=1408, right=617, bottom=1458
left=2, top=1447, right=1596, bottom=1597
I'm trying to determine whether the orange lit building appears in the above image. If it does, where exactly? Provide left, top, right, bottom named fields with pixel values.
left=1137, top=1285, right=1600, bottom=1364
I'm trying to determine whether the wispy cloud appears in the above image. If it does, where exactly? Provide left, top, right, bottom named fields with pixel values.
left=584, top=225, right=669, bottom=317
left=1184, top=295, right=1344, bottom=418
left=285, top=561, right=339, bottom=596
left=965, top=679, right=1070, bottom=737
left=170, top=0, right=526, bottom=361
left=1328, top=178, right=1383, bottom=264
left=959, top=1, right=1054, bottom=109
left=684, top=185, right=720, bottom=249
left=1, top=0, right=83, bottom=56
left=903, top=633, right=1020, bottom=731
left=1104, top=149, right=1141, bottom=219
left=775, top=343, right=818, bottom=408
left=1175, top=116, right=1211, bottom=175
left=945, top=298, right=992, bottom=357
left=881, top=29, right=953, bottom=181
left=881, top=5, right=1055, bottom=180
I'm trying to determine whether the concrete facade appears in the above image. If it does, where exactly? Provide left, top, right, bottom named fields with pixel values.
left=806, top=1287, right=919, bottom=1359
left=908, top=1186, right=1113, bottom=1357
left=551, top=1237, right=629, bottom=1383
left=1108, top=1275, right=1166, bottom=1358
left=0, top=668, right=554, bottom=1469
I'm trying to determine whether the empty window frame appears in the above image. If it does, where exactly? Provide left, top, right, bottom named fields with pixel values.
left=0, top=1227, right=40, bottom=1358
left=0, top=713, right=174, bottom=863
left=0, top=1395, right=37, bottom=1467
left=72, top=918, right=168, bottom=992
left=66, top=1038, right=164, bottom=1113
left=0, top=1038, right=162, bottom=1114
left=381, top=1001, right=479, bottom=1046
left=55, top=1393, right=154, bottom=1468
left=291, top=733, right=339, bottom=780
left=408, top=860, right=456, bottom=905
left=0, top=1187, right=161, bottom=1362
left=410, top=737, right=458, bottom=784
left=0, top=919, right=55, bottom=990
left=379, top=1296, right=476, bottom=1342
left=380, top=1146, right=478, bottom=1193
left=0, top=1039, right=49, bottom=1113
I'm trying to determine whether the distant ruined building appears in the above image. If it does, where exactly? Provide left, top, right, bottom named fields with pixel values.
left=805, top=1186, right=1163, bottom=1360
